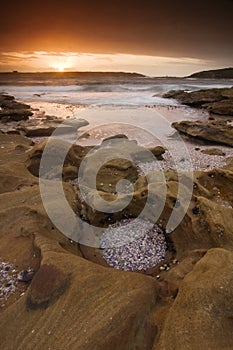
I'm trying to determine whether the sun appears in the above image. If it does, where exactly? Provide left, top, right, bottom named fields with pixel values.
left=51, top=62, right=69, bottom=72
left=57, top=66, right=65, bottom=72
left=53, top=64, right=66, bottom=72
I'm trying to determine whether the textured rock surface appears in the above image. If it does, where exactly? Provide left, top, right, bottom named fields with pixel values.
left=0, top=233, right=158, bottom=350
left=201, top=148, right=226, bottom=156
left=154, top=248, right=233, bottom=350
left=1, top=119, right=233, bottom=349
left=163, top=87, right=233, bottom=112
left=204, top=99, right=233, bottom=115
left=172, top=120, right=233, bottom=147
left=0, top=93, right=33, bottom=121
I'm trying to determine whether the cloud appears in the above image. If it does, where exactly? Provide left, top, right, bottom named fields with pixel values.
left=0, top=51, right=228, bottom=76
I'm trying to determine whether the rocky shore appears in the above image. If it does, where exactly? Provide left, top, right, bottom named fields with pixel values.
left=164, top=86, right=233, bottom=147
left=0, top=92, right=233, bottom=350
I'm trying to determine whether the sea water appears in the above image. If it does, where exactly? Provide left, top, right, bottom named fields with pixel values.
left=0, top=73, right=232, bottom=107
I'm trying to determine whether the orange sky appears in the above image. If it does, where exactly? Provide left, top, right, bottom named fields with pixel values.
left=0, top=0, right=232, bottom=76
left=0, top=51, right=218, bottom=76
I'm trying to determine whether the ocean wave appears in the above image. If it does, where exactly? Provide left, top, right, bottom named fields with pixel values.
left=0, top=78, right=232, bottom=107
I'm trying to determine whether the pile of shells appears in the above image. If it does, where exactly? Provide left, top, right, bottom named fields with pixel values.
left=100, top=218, right=166, bottom=271
left=0, top=261, right=18, bottom=302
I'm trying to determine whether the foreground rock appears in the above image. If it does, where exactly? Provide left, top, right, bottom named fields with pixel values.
left=154, top=248, right=233, bottom=350
left=0, top=146, right=158, bottom=350
left=172, top=120, right=233, bottom=147
left=26, top=138, right=166, bottom=189
left=0, top=233, right=158, bottom=350
left=1, top=128, right=233, bottom=349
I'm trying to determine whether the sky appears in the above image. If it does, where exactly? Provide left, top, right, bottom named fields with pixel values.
left=0, top=0, right=232, bottom=76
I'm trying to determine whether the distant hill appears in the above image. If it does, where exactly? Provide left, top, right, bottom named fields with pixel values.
left=189, top=67, right=233, bottom=79
left=0, top=71, right=145, bottom=78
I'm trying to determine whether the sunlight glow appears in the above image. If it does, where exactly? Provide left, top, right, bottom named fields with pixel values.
left=0, top=51, right=214, bottom=76
left=52, top=63, right=66, bottom=72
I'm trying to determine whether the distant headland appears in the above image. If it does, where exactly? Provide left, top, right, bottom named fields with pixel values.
left=188, top=67, right=233, bottom=79
left=0, top=68, right=232, bottom=80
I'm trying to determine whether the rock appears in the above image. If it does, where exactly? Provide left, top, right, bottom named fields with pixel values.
left=225, top=157, right=233, bottom=169
left=26, top=264, right=70, bottom=309
left=201, top=148, right=226, bottom=156
left=17, top=268, right=35, bottom=282
left=102, top=134, right=128, bottom=142
left=80, top=166, right=233, bottom=258
left=204, top=99, right=233, bottom=116
left=26, top=139, right=91, bottom=177
left=19, top=125, right=58, bottom=137
left=172, top=120, right=233, bottom=147
left=0, top=234, right=158, bottom=350
left=2, top=122, right=233, bottom=349
left=154, top=248, right=233, bottom=350
left=0, top=162, right=38, bottom=193
left=77, top=139, right=145, bottom=193
left=0, top=134, right=38, bottom=193
left=163, top=88, right=227, bottom=107
left=62, top=165, right=78, bottom=181
left=0, top=93, right=33, bottom=121
left=78, top=155, right=139, bottom=194
left=163, top=87, right=233, bottom=114
left=149, top=145, right=166, bottom=159
left=18, top=118, right=88, bottom=137
left=0, top=108, right=33, bottom=122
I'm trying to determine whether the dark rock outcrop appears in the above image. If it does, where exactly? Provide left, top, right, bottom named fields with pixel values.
left=0, top=94, right=33, bottom=121
left=163, top=87, right=233, bottom=113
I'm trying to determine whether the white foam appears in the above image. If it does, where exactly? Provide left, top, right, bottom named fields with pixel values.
left=1, top=78, right=232, bottom=107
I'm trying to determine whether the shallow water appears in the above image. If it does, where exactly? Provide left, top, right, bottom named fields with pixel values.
left=0, top=75, right=232, bottom=106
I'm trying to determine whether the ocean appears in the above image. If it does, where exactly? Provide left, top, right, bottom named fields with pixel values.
left=0, top=72, right=232, bottom=107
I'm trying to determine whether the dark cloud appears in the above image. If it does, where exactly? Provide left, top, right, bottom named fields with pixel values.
left=0, top=0, right=232, bottom=62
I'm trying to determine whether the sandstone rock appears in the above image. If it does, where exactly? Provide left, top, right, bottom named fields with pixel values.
left=225, top=156, right=233, bottom=169
left=201, top=148, right=226, bottom=156
left=149, top=145, right=166, bottom=159
left=0, top=162, right=38, bottom=193
left=0, top=232, right=158, bottom=350
left=1, top=123, right=233, bottom=349
left=163, top=89, right=225, bottom=107
left=154, top=248, right=233, bottom=350
left=25, top=139, right=91, bottom=177
left=163, top=87, right=233, bottom=110
left=26, top=263, right=70, bottom=309
left=172, top=120, right=233, bottom=147
left=204, top=99, right=233, bottom=115
left=18, top=117, right=88, bottom=137
left=102, top=134, right=128, bottom=142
